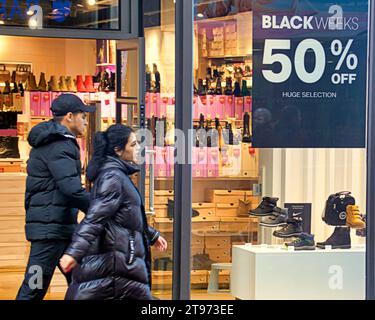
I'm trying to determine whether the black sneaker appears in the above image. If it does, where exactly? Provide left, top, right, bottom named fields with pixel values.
left=273, top=219, right=303, bottom=238
left=316, top=227, right=351, bottom=249
left=249, top=196, right=279, bottom=217
left=259, top=207, right=289, bottom=227
left=285, top=233, right=315, bottom=250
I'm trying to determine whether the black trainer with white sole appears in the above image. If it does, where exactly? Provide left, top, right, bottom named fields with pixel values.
left=249, top=196, right=279, bottom=217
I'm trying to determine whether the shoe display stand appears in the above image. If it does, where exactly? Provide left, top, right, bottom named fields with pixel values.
left=231, top=244, right=365, bottom=300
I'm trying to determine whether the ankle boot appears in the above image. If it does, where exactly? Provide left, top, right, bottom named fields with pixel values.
left=25, top=73, right=37, bottom=91
left=250, top=196, right=279, bottom=216
left=38, top=72, right=47, bottom=91
left=48, top=76, right=59, bottom=91
left=66, top=76, right=77, bottom=92
left=224, top=77, right=233, bottom=95
left=59, top=76, right=68, bottom=92
left=109, top=72, right=115, bottom=91
left=346, top=205, right=365, bottom=229
left=76, top=75, right=86, bottom=92
left=11, top=82, right=19, bottom=93
left=197, top=79, right=206, bottom=96
left=18, top=83, right=24, bottom=97
left=3, top=80, right=11, bottom=94
left=241, top=79, right=250, bottom=96
left=316, top=227, right=351, bottom=249
left=215, top=77, right=222, bottom=95
left=84, top=75, right=95, bottom=93
left=242, top=112, right=252, bottom=143
left=233, top=81, right=242, bottom=97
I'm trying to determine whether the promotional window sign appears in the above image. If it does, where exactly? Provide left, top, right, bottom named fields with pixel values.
left=284, top=203, right=312, bottom=234
left=253, top=0, right=368, bottom=148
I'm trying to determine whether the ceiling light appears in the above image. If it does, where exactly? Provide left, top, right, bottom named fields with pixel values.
left=87, top=0, right=96, bottom=6
left=27, top=10, right=34, bottom=16
left=197, top=13, right=204, bottom=18
left=0, top=20, right=4, bottom=25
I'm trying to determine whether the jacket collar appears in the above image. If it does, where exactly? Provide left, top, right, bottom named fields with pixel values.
left=101, top=156, right=140, bottom=176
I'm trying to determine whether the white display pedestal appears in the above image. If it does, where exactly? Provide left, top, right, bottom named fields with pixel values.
left=231, top=244, right=365, bottom=300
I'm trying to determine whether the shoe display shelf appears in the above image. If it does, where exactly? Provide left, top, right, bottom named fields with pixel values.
left=231, top=244, right=365, bottom=300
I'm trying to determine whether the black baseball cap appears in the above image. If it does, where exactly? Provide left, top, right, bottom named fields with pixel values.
left=51, top=94, right=96, bottom=116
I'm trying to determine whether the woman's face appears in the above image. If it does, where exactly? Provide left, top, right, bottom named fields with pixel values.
left=117, top=132, right=139, bottom=163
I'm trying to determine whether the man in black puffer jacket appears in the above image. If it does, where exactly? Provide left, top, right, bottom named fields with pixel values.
left=16, top=94, right=96, bottom=300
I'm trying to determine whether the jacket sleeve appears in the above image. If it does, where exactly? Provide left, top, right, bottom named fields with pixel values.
left=147, top=226, right=160, bottom=246
left=47, top=141, right=90, bottom=213
left=64, top=172, right=123, bottom=263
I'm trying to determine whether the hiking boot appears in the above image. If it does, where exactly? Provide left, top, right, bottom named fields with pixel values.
left=285, top=233, right=315, bottom=250
left=38, top=72, right=47, bottom=91
left=59, top=76, right=68, bottom=92
left=316, top=227, right=351, bottom=249
left=249, top=196, right=279, bottom=216
left=356, top=214, right=366, bottom=237
left=273, top=219, right=303, bottom=238
left=260, top=207, right=289, bottom=227
left=346, top=205, right=365, bottom=229
left=66, top=76, right=77, bottom=92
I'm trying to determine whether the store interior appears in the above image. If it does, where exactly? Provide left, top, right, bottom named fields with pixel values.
left=0, top=0, right=367, bottom=300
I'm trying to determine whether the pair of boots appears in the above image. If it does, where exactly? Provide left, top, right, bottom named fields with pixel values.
left=76, top=75, right=95, bottom=93
left=48, top=76, right=77, bottom=92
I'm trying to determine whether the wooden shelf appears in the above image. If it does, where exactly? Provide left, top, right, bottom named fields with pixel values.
left=96, top=63, right=116, bottom=67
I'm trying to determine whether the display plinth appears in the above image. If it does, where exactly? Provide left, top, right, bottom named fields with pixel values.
left=231, top=244, right=365, bottom=300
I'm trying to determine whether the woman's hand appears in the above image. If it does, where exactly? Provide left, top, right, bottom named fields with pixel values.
left=59, top=254, right=78, bottom=274
left=154, top=236, right=168, bottom=252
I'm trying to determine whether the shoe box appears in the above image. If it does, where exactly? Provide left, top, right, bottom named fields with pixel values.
left=205, top=236, right=231, bottom=249
left=152, top=270, right=208, bottom=288
left=206, top=248, right=231, bottom=263
left=192, top=202, right=216, bottom=218
left=220, top=144, right=242, bottom=176
left=206, top=189, right=247, bottom=204
left=145, top=189, right=173, bottom=208
left=241, top=143, right=258, bottom=177
left=219, top=217, right=258, bottom=233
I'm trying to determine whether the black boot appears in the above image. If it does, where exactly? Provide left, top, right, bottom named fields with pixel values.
left=242, top=112, right=252, bottom=143
left=38, top=72, right=47, bottom=91
left=3, top=80, right=11, bottom=94
left=316, top=227, right=351, bottom=249
left=241, top=79, right=250, bottom=96
left=224, top=77, right=233, bottom=95
left=0, top=136, right=20, bottom=158
left=233, top=81, right=242, bottom=97
left=215, top=77, right=222, bottom=95
left=250, top=196, right=279, bottom=216
left=146, top=64, right=152, bottom=92
left=197, top=79, right=206, bottom=96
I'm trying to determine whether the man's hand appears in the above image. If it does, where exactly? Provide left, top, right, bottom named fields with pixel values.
left=154, top=236, right=168, bottom=252
left=60, top=254, right=77, bottom=273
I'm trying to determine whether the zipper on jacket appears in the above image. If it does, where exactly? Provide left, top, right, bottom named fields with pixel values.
left=128, top=231, right=136, bottom=265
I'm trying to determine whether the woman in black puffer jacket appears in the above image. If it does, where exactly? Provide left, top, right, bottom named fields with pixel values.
left=59, top=124, right=167, bottom=300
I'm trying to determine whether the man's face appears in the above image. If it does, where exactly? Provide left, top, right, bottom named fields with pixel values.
left=65, top=112, right=88, bottom=137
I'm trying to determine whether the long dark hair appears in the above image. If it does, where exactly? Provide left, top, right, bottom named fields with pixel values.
left=86, top=124, right=133, bottom=181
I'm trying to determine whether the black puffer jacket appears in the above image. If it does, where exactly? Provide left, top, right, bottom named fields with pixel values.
left=64, top=156, right=160, bottom=300
left=25, top=120, right=90, bottom=241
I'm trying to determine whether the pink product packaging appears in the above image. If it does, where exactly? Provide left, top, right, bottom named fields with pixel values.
left=207, top=147, right=219, bottom=177
left=192, top=147, right=207, bottom=178
left=196, top=95, right=207, bottom=119
left=145, top=93, right=151, bottom=118
left=193, top=96, right=199, bottom=119
left=30, top=92, right=41, bottom=116
left=206, top=95, right=215, bottom=120
left=40, top=92, right=51, bottom=117
left=225, top=96, right=235, bottom=118
left=154, top=146, right=168, bottom=177
left=244, top=96, right=252, bottom=113
left=213, top=95, right=226, bottom=120
left=165, top=146, right=175, bottom=177
left=159, top=96, right=169, bottom=118
left=150, top=93, right=160, bottom=118
left=234, top=97, right=244, bottom=120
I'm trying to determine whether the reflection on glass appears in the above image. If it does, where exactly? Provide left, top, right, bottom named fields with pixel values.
left=0, top=1, right=119, bottom=30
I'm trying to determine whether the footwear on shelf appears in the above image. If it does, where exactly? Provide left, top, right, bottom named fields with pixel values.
left=249, top=196, right=279, bottom=217
left=273, top=218, right=303, bottom=238
left=285, top=233, right=316, bottom=251
left=316, top=226, right=351, bottom=249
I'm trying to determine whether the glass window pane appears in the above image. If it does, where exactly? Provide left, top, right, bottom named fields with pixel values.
left=0, top=1, right=119, bottom=30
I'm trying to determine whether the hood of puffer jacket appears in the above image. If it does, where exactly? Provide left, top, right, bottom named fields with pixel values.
left=87, top=155, right=140, bottom=181
left=27, top=120, right=76, bottom=148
